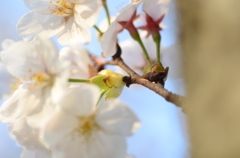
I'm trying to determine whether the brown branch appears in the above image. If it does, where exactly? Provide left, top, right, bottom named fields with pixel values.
left=114, top=57, right=185, bottom=107
left=88, top=48, right=185, bottom=107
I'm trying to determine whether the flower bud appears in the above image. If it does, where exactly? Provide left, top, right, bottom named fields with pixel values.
left=90, top=69, right=126, bottom=99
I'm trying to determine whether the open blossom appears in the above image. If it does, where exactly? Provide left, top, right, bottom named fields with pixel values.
left=118, top=36, right=183, bottom=79
left=101, top=0, right=142, bottom=58
left=101, top=0, right=170, bottom=58
left=59, top=45, right=97, bottom=79
left=8, top=118, right=51, bottom=158
left=41, top=84, right=141, bottom=158
left=17, top=0, right=102, bottom=45
left=0, top=37, right=69, bottom=123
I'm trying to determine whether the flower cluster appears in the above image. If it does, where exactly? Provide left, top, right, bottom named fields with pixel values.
left=0, top=0, right=181, bottom=157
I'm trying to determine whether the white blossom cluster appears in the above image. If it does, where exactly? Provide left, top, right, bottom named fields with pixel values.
left=0, top=0, right=181, bottom=158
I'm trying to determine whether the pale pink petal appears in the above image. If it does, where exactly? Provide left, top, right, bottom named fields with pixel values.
left=1, top=40, right=45, bottom=82
left=57, top=17, right=91, bottom=45
left=1, top=39, right=15, bottom=50
left=86, top=131, right=126, bottom=158
left=101, top=2, right=141, bottom=58
left=22, top=0, right=56, bottom=15
left=20, top=147, right=51, bottom=158
left=0, top=83, right=46, bottom=123
left=96, top=99, right=141, bottom=136
left=41, top=108, right=78, bottom=149
left=74, top=0, right=102, bottom=26
left=101, top=21, right=120, bottom=58
left=9, top=118, right=39, bottom=149
left=120, top=38, right=145, bottom=70
left=142, top=0, right=170, bottom=21
left=161, top=44, right=183, bottom=79
left=59, top=85, right=100, bottom=117
left=17, top=12, right=64, bottom=42
left=51, top=136, right=87, bottom=158
left=59, top=45, right=92, bottom=79
left=0, top=62, right=12, bottom=99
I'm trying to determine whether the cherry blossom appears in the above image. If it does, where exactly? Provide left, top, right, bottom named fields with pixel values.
left=101, top=0, right=142, bottom=58
left=41, top=84, right=141, bottom=158
left=0, top=37, right=69, bottom=123
left=8, top=118, right=52, bottom=158
left=17, top=0, right=102, bottom=45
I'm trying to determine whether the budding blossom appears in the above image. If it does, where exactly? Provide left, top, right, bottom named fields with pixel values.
left=101, top=0, right=170, bottom=58
left=118, top=37, right=183, bottom=79
left=17, top=0, right=102, bottom=45
left=41, top=85, right=141, bottom=158
left=91, top=69, right=126, bottom=99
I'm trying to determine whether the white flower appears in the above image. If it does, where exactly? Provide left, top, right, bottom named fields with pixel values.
left=17, top=0, right=102, bottom=45
left=0, top=37, right=69, bottom=123
left=8, top=118, right=52, bottom=158
left=101, top=1, right=142, bottom=58
left=118, top=36, right=183, bottom=79
left=41, top=84, right=141, bottom=158
left=59, top=45, right=96, bottom=79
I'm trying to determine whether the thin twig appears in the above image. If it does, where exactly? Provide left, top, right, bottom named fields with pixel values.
left=114, top=57, right=185, bottom=107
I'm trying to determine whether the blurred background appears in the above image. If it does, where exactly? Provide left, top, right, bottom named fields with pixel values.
left=0, top=0, right=189, bottom=158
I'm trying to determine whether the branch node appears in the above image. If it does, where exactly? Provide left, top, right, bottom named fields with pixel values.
left=122, top=76, right=132, bottom=87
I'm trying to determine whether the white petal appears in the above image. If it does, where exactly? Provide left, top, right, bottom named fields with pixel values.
left=0, top=83, right=44, bottom=123
left=9, top=118, right=39, bottom=149
left=1, top=39, right=15, bottom=50
left=74, top=0, right=102, bottom=26
left=0, top=62, right=12, bottom=99
left=101, top=2, right=140, bottom=58
left=33, top=37, right=61, bottom=75
left=20, top=147, right=51, bottom=158
left=117, top=2, right=140, bottom=22
left=59, top=85, right=100, bottom=117
left=51, top=136, right=86, bottom=158
left=120, top=38, right=145, bottom=70
left=57, top=17, right=91, bottom=45
left=41, top=108, right=78, bottom=149
left=87, top=131, right=127, bottom=158
left=98, top=16, right=117, bottom=33
left=161, top=44, right=183, bottom=79
left=1, top=41, right=44, bottom=81
left=17, top=12, right=64, bottom=42
left=101, top=21, right=120, bottom=58
left=96, top=99, right=141, bottom=136
left=26, top=98, right=55, bottom=130
left=142, top=0, right=170, bottom=21
left=59, top=45, right=93, bottom=76
left=52, top=131, right=126, bottom=158
left=23, top=0, right=56, bottom=15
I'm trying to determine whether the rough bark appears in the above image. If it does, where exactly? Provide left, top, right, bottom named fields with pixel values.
left=177, top=0, right=240, bottom=157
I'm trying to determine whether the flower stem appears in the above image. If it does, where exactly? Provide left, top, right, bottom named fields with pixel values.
left=93, top=25, right=103, bottom=36
left=96, top=90, right=107, bottom=106
left=68, top=79, right=90, bottom=83
left=153, top=33, right=164, bottom=68
left=102, top=1, right=111, bottom=26
left=134, top=33, right=152, bottom=66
